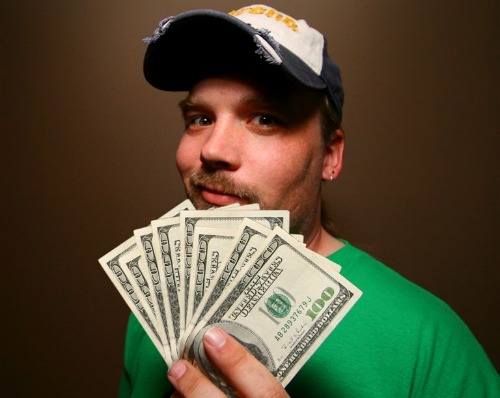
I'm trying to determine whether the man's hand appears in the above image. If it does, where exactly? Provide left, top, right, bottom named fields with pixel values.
left=168, top=327, right=290, bottom=398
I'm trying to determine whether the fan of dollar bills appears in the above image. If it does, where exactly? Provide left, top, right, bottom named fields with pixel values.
left=99, top=199, right=361, bottom=388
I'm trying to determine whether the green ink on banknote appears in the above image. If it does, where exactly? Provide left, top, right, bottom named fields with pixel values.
left=266, top=293, right=291, bottom=318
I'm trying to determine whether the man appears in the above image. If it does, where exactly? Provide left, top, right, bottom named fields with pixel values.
left=119, top=5, right=499, bottom=397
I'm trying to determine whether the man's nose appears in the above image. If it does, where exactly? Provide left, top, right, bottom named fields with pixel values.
left=200, top=118, right=242, bottom=170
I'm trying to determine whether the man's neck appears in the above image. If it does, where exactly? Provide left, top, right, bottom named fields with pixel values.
left=306, top=226, right=344, bottom=256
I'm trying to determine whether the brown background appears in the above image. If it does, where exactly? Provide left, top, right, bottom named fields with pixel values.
left=2, top=0, right=498, bottom=396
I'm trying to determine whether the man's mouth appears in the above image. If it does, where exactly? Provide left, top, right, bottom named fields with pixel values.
left=199, top=185, right=248, bottom=207
left=188, top=171, right=259, bottom=208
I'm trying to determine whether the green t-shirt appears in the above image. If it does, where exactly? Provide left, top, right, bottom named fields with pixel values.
left=118, top=242, right=499, bottom=397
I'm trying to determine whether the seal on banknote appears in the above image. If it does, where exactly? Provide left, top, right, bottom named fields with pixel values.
left=266, top=293, right=291, bottom=319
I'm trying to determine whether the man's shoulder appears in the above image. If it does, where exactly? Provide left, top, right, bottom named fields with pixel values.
left=314, top=242, right=499, bottom=397
left=328, top=242, right=458, bottom=323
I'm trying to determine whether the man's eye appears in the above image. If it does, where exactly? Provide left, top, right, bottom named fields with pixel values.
left=188, top=116, right=212, bottom=126
left=251, top=114, right=279, bottom=126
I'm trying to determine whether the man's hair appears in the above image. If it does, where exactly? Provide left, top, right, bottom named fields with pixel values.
left=319, top=94, right=342, bottom=146
left=319, top=94, right=343, bottom=237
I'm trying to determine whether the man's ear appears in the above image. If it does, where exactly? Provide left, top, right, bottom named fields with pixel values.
left=322, top=129, right=345, bottom=181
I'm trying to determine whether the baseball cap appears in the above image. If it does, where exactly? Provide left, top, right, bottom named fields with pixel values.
left=143, top=4, right=344, bottom=120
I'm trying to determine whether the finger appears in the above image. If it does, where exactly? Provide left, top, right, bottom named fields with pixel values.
left=203, top=327, right=289, bottom=398
left=167, top=359, right=226, bottom=398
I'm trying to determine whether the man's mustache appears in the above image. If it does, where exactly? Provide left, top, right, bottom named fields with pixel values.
left=189, top=171, right=259, bottom=204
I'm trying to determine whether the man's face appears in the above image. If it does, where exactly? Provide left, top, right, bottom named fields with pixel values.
left=175, top=75, right=334, bottom=236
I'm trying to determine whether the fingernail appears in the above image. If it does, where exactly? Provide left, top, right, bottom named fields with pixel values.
left=168, top=360, right=187, bottom=381
left=204, top=326, right=227, bottom=349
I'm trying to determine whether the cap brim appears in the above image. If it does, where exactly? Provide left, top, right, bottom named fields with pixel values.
left=143, top=9, right=327, bottom=92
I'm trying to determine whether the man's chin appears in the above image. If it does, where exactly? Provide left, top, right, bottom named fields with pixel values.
left=188, top=196, right=213, bottom=210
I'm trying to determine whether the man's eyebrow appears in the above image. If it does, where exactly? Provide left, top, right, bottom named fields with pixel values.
left=178, top=94, right=284, bottom=113
left=178, top=96, right=198, bottom=114
left=239, top=94, right=283, bottom=109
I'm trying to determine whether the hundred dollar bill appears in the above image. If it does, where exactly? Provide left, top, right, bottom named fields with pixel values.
left=222, top=203, right=261, bottom=211
left=119, top=247, right=156, bottom=317
left=181, top=219, right=273, bottom=352
left=134, top=225, right=178, bottom=360
left=146, top=202, right=257, bottom=337
left=150, top=216, right=186, bottom=350
left=165, top=199, right=196, bottom=217
left=98, top=237, right=170, bottom=364
left=98, top=200, right=194, bottom=362
left=130, top=199, right=195, bottom=359
left=185, top=219, right=272, bottom=335
left=179, top=209, right=290, bottom=330
left=185, top=227, right=361, bottom=391
left=185, top=227, right=237, bottom=332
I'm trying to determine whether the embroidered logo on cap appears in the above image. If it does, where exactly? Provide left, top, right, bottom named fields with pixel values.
left=228, top=4, right=324, bottom=75
left=229, top=5, right=299, bottom=32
